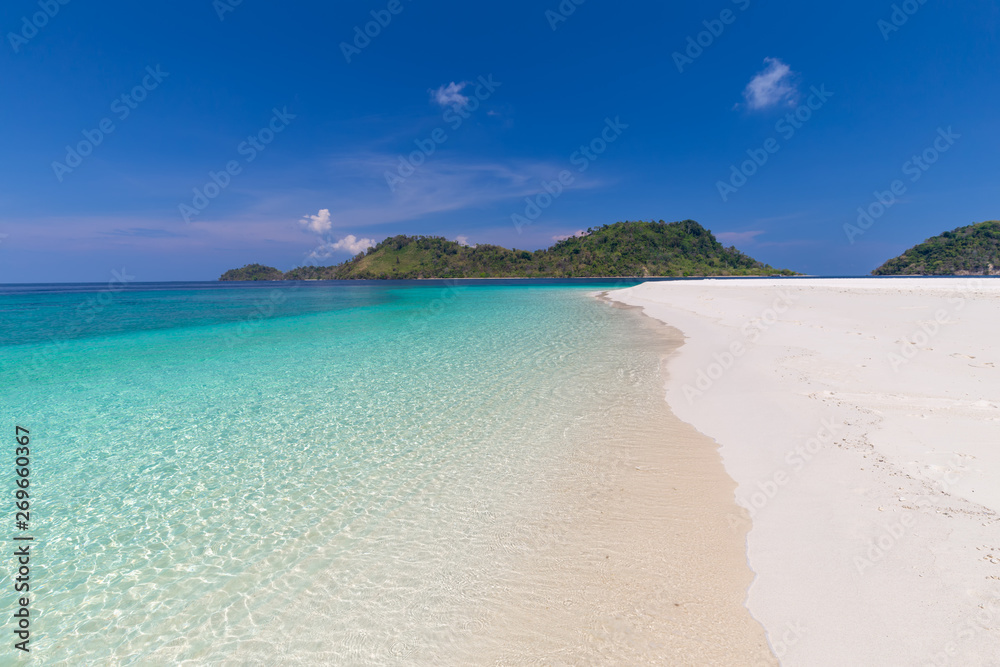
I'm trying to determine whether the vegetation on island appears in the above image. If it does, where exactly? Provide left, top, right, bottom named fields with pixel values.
left=220, top=220, right=798, bottom=280
left=219, top=263, right=286, bottom=281
left=872, top=221, right=1000, bottom=276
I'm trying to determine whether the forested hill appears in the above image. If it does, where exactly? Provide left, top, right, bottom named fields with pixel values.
left=217, top=264, right=284, bottom=281
left=220, top=220, right=798, bottom=280
left=872, top=221, right=1000, bottom=276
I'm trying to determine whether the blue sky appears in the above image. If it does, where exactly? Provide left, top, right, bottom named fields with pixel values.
left=1, top=0, right=997, bottom=281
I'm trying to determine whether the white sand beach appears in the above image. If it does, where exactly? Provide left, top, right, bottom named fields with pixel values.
left=611, top=278, right=1000, bottom=666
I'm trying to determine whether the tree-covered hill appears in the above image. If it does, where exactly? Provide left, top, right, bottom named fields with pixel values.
left=221, top=220, right=798, bottom=280
left=219, top=263, right=286, bottom=281
left=873, top=221, right=1000, bottom=276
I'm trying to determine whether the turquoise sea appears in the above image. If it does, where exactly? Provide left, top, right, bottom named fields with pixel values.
left=0, top=280, right=677, bottom=665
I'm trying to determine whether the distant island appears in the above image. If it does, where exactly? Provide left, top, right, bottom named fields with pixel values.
left=220, top=220, right=798, bottom=280
left=873, top=221, right=1000, bottom=276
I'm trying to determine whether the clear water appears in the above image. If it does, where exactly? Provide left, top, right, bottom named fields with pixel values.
left=0, top=279, right=676, bottom=665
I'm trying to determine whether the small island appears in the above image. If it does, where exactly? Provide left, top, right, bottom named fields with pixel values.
left=873, top=220, right=1000, bottom=276
left=220, top=220, right=798, bottom=280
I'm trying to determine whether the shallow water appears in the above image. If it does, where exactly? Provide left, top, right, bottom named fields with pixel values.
left=0, top=280, right=771, bottom=665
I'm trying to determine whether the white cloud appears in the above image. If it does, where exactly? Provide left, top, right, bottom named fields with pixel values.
left=715, top=230, right=765, bottom=245
left=743, top=58, right=797, bottom=110
left=552, top=230, right=588, bottom=241
left=300, top=209, right=332, bottom=234
left=455, top=235, right=475, bottom=247
left=306, top=235, right=376, bottom=261
left=331, top=235, right=376, bottom=255
left=430, top=82, right=469, bottom=109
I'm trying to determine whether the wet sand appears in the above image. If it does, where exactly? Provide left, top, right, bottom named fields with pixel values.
left=465, top=297, right=776, bottom=665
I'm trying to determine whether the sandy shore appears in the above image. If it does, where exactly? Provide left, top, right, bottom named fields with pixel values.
left=463, top=302, right=776, bottom=665
left=611, top=278, right=1000, bottom=666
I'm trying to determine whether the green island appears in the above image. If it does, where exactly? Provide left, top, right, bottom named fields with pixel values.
left=873, top=221, right=1000, bottom=276
left=220, top=220, right=798, bottom=280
